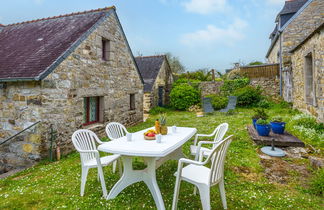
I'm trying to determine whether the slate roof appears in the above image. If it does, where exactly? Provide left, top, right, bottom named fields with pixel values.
left=0, top=7, right=115, bottom=81
left=279, top=0, right=308, bottom=15
left=135, top=55, right=165, bottom=92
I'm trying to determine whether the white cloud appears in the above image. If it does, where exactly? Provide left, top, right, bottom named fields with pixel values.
left=266, top=0, right=285, bottom=5
left=180, top=18, right=247, bottom=46
left=182, top=0, right=227, bottom=14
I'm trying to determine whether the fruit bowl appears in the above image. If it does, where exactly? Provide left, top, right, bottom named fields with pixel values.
left=144, top=129, right=157, bottom=140
left=144, top=135, right=156, bottom=140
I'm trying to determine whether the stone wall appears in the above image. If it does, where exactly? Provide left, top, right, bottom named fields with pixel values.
left=267, top=39, right=280, bottom=64
left=199, top=81, right=223, bottom=97
left=291, top=27, right=324, bottom=122
left=0, top=12, right=143, bottom=171
left=250, top=77, right=280, bottom=97
left=143, top=59, right=173, bottom=113
left=281, top=0, right=324, bottom=101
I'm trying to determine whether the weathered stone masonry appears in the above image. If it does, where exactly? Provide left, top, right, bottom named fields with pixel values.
left=291, top=26, right=324, bottom=122
left=0, top=11, right=143, bottom=171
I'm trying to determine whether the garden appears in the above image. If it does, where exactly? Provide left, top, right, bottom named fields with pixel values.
left=0, top=74, right=323, bottom=209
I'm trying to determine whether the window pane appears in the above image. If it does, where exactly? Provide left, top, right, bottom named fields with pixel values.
left=130, top=94, right=135, bottom=110
left=89, top=97, right=98, bottom=122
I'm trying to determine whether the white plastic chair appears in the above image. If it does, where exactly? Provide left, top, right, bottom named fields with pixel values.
left=190, top=123, right=228, bottom=159
left=105, top=122, right=129, bottom=173
left=72, top=129, right=120, bottom=197
left=172, top=135, right=233, bottom=210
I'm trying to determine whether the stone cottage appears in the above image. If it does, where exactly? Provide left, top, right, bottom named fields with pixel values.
left=289, top=23, right=324, bottom=122
left=266, top=0, right=323, bottom=102
left=135, top=55, right=173, bottom=113
left=0, top=7, right=144, bottom=172
left=266, top=0, right=324, bottom=121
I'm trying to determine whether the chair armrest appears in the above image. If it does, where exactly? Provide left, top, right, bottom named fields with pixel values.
left=179, top=158, right=203, bottom=165
left=195, top=141, right=221, bottom=160
left=176, top=158, right=204, bottom=178
left=193, top=133, right=214, bottom=145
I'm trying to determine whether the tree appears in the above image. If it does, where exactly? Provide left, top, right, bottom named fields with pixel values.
left=165, top=52, right=185, bottom=74
left=248, top=61, right=264, bottom=66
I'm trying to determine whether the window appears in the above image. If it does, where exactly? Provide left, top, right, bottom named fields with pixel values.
left=102, top=38, right=110, bottom=61
left=305, top=53, right=314, bottom=105
left=83, top=97, right=100, bottom=125
left=130, top=94, right=135, bottom=110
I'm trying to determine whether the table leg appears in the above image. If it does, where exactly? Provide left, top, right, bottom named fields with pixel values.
left=106, top=156, right=166, bottom=210
left=143, top=157, right=165, bottom=210
left=106, top=156, right=142, bottom=199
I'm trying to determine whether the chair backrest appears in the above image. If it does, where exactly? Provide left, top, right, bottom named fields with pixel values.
left=105, top=122, right=128, bottom=140
left=212, top=123, right=229, bottom=147
left=72, top=129, right=100, bottom=164
left=204, top=135, right=233, bottom=185
left=227, top=96, right=237, bottom=109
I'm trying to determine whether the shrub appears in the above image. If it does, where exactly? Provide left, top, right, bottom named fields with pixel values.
left=288, top=114, right=324, bottom=147
left=233, top=86, right=262, bottom=107
left=149, top=106, right=170, bottom=115
left=170, top=84, right=200, bottom=110
left=257, top=99, right=271, bottom=108
left=256, top=119, right=269, bottom=125
left=205, top=95, right=228, bottom=110
left=279, top=100, right=293, bottom=109
left=252, top=108, right=269, bottom=120
left=221, top=78, right=250, bottom=95
left=290, top=114, right=323, bottom=134
left=271, top=116, right=283, bottom=122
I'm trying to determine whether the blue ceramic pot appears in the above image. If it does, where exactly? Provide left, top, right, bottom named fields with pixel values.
left=252, top=119, right=257, bottom=128
left=271, top=122, right=286, bottom=134
left=256, top=123, right=271, bottom=136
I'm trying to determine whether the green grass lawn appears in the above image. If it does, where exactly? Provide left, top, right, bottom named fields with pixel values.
left=0, top=108, right=323, bottom=209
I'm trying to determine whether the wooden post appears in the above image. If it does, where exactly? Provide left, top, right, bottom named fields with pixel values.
left=211, top=69, right=215, bottom=82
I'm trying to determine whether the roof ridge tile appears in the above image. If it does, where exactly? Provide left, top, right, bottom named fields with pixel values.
left=136, top=55, right=165, bottom=58
left=6, top=6, right=115, bottom=27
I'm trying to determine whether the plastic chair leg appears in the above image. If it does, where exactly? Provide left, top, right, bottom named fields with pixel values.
left=97, top=166, right=108, bottom=197
left=80, top=167, right=89, bottom=196
left=218, top=179, right=227, bottom=209
left=172, top=177, right=182, bottom=210
left=197, top=184, right=211, bottom=210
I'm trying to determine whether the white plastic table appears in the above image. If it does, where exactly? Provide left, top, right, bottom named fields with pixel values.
left=97, top=127, right=197, bottom=210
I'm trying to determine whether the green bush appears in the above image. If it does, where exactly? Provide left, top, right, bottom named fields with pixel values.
left=221, top=78, right=250, bottom=95
left=170, top=84, right=200, bottom=110
left=287, top=114, right=324, bottom=147
left=205, top=95, right=228, bottom=110
left=290, top=114, right=323, bottom=134
left=252, top=108, right=269, bottom=120
left=257, top=99, right=271, bottom=108
left=233, top=86, right=262, bottom=107
left=256, top=119, right=269, bottom=125
left=310, top=168, right=324, bottom=196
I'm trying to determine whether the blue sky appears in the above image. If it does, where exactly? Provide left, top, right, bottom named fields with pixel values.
left=0, top=0, right=286, bottom=72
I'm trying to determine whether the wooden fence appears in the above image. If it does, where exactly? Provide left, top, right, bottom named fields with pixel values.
left=239, top=63, right=279, bottom=78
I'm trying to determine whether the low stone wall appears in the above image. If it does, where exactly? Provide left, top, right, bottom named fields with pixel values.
left=250, top=77, right=280, bottom=96
left=199, top=81, right=223, bottom=97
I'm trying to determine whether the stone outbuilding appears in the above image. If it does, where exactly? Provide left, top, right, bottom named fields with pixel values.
left=289, top=22, right=324, bottom=122
left=266, top=0, right=323, bottom=103
left=0, top=7, right=144, bottom=172
left=135, top=55, right=173, bottom=113
left=265, top=0, right=324, bottom=121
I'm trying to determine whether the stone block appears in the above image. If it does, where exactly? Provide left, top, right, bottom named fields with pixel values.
left=28, top=134, right=42, bottom=144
